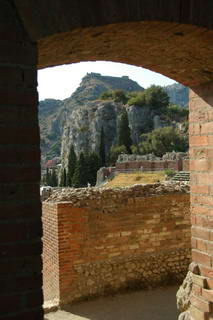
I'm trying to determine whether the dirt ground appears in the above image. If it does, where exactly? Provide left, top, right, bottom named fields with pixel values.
left=45, top=286, right=179, bottom=320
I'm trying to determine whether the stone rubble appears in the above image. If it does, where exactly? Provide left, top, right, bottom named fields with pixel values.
left=45, top=181, right=190, bottom=206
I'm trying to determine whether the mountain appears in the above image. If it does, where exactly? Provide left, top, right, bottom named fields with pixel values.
left=39, top=73, right=144, bottom=165
left=39, top=73, right=189, bottom=169
left=164, top=83, right=189, bottom=107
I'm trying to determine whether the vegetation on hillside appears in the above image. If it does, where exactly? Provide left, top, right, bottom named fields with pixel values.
left=41, top=75, right=189, bottom=187
left=136, top=126, right=188, bottom=157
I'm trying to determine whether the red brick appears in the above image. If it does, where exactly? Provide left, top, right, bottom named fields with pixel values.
left=190, top=160, right=209, bottom=172
left=201, top=266, right=213, bottom=279
left=206, top=278, right=213, bottom=290
left=190, top=136, right=208, bottom=147
left=191, top=185, right=210, bottom=195
left=191, top=195, right=213, bottom=207
left=192, top=250, right=211, bottom=267
left=202, top=289, right=213, bottom=303
left=192, top=227, right=210, bottom=241
left=191, top=294, right=211, bottom=312
left=191, top=205, right=210, bottom=216
left=192, top=283, right=202, bottom=296
left=197, top=239, right=207, bottom=252
left=190, top=304, right=208, bottom=320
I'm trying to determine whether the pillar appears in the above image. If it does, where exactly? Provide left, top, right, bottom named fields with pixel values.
left=189, top=81, right=213, bottom=320
left=0, top=1, right=43, bottom=319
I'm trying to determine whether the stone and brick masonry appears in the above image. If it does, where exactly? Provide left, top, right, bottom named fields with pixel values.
left=42, top=182, right=190, bottom=306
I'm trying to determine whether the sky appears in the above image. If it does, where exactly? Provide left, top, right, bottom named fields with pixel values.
left=38, top=61, right=176, bottom=101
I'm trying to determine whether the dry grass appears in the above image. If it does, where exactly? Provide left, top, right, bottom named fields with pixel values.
left=104, top=171, right=165, bottom=188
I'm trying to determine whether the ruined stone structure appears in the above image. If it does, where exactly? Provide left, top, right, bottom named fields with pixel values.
left=1, top=1, right=213, bottom=319
left=116, top=152, right=188, bottom=172
left=42, top=183, right=190, bottom=305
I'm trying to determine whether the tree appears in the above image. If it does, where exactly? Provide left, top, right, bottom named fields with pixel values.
left=99, top=127, right=106, bottom=167
left=108, top=145, right=127, bottom=166
left=144, top=85, right=169, bottom=109
left=118, top=110, right=132, bottom=154
left=67, top=145, right=77, bottom=186
left=72, top=153, right=87, bottom=188
left=44, top=168, right=51, bottom=186
left=50, top=168, right=58, bottom=187
left=127, top=86, right=169, bottom=110
left=139, top=126, right=188, bottom=157
left=112, top=89, right=127, bottom=104
left=86, top=152, right=101, bottom=185
left=127, top=91, right=146, bottom=107
left=60, top=168, right=67, bottom=187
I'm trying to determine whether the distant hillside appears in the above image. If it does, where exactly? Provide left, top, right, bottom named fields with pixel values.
left=39, top=73, right=189, bottom=167
left=164, top=83, right=189, bottom=107
left=39, top=73, right=144, bottom=164
left=71, top=73, right=143, bottom=102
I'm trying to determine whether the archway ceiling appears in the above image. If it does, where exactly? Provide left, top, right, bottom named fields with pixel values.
left=14, top=0, right=213, bottom=87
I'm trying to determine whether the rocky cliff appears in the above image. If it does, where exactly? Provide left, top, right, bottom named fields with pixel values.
left=164, top=83, right=188, bottom=107
left=39, top=73, right=145, bottom=165
left=39, top=73, right=188, bottom=167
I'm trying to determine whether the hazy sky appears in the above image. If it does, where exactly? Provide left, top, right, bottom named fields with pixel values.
left=38, top=61, right=176, bottom=101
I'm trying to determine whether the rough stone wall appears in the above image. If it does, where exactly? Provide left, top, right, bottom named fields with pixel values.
left=42, top=202, right=59, bottom=305
left=43, top=183, right=191, bottom=305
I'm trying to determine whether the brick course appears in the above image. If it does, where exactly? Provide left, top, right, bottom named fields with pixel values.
left=43, top=186, right=190, bottom=305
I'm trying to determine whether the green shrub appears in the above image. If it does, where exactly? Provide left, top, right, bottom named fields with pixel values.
left=164, top=169, right=176, bottom=177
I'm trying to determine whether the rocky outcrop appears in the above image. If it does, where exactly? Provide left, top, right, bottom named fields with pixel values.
left=39, top=73, right=189, bottom=166
left=164, top=83, right=189, bottom=107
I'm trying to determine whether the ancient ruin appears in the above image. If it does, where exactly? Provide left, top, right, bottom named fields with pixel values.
left=1, top=1, right=213, bottom=320
left=42, top=182, right=190, bottom=306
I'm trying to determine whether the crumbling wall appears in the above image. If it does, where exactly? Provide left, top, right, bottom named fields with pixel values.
left=43, top=183, right=191, bottom=305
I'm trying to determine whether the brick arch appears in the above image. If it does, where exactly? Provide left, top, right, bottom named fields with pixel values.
left=1, top=1, right=213, bottom=319
left=38, top=21, right=213, bottom=88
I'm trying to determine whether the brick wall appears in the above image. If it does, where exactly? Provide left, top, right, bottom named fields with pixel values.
left=42, top=203, right=59, bottom=305
left=115, top=159, right=183, bottom=171
left=43, top=185, right=190, bottom=305
left=189, top=82, right=213, bottom=320
left=0, top=1, right=43, bottom=319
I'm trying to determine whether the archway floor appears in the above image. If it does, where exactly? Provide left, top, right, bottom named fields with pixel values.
left=45, top=285, right=179, bottom=320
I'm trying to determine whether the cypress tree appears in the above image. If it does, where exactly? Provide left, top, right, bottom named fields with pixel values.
left=72, top=153, right=87, bottom=188
left=87, top=152, right=101, bottom=186
left=67, top=145, right=77, bottom=186
left=51, top=168, right=58, bottom=187
left=99, top=127, right=106, bottom=167
left=45, top=168, right=51, bottom=186
left=118, top=109, right=132, bottom=154
left=60, top=168, right=67, bottom=187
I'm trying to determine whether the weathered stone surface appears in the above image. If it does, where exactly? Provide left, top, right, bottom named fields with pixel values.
left=189, top=262, right=200, bottom=275
left=45, top=181, right=190, bottom=205
left=178, top=311, right=192, bottom=320
left=177, top=271, right=193, bottom=312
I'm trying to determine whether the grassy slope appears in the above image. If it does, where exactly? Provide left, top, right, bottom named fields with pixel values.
left=104, top=171, right=166, bottom=188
